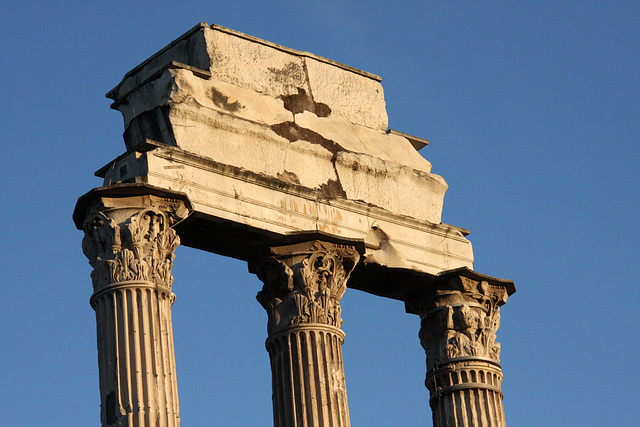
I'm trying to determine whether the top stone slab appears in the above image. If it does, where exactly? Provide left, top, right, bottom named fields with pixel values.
left=107, top=23, right=388, bottom=130
left=102, top=22, right=454, bottom=231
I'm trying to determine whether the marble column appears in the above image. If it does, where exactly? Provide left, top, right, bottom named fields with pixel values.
left=76, top=186, right=190, bottom=426
left=406, top=270, right=514, bottom=427
left=254, top=240, right=360, bottom=427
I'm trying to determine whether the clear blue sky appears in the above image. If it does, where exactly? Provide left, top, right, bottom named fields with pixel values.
left=1, top=1, right=639, bottom=426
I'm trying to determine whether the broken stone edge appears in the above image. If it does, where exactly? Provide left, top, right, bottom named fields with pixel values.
left=107, top=22, right=382, bottom=105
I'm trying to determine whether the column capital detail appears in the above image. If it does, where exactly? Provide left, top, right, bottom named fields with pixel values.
left=256, top=240, right=360, bottom=336
left=77, top=185, right=191, bottom=294
left=408, top=270, right=513, bottom=372
left=404, top=268, right=514, bottom=426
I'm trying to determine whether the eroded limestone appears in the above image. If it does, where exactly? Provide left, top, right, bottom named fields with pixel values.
left=107, top=23, right=448, bottom=226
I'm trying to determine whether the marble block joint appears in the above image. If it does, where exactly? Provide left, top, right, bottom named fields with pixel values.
left=75, top=22, right=515, bottom=427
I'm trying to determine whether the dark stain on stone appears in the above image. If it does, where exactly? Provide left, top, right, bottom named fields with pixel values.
left=268, top=62, right=306, bottom=85
left=271, top=121, right=348, bottom=199
left=318, top=179, right=347, bottom=199
left=106, top=391, right=118, bottom=425
left=271, top=121, right=343, bottom=154
left=281, top=88, right=314, bottom=114
left=208, top=87, right=241, bottom=112
left=277, top=170, right=301, bottom=185
left=314, top=102, right=331, bottom=118
left=281, top=88, right=331, bottom=118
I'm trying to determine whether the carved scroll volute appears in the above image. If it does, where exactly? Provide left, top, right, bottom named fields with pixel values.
left=81, top=206, right=182, bottom=293
left=256, top=241, right=360, bottom=335
left=417, top=276, right=509, bottom=372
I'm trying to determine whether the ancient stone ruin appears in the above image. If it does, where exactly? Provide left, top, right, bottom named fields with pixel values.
left=74, top=23, right=515, bottom=426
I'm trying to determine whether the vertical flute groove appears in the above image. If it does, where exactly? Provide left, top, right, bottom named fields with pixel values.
left=91, top=285, right=180, bottom=426
left=265, top=327, right=349, bottom=427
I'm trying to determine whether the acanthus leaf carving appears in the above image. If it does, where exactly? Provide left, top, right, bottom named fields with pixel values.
left=256, top=242, right=359, bottom=335
left=82, top=207, right=181, bottom=292
left=416, top=277, right=506, bottom=372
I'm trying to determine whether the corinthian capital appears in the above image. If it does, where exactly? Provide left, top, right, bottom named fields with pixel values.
left=406, top=268, right=514, bottom=372
left=255, top=240, right=360, bottom=335
left=74, top=184, right=191, bottom=293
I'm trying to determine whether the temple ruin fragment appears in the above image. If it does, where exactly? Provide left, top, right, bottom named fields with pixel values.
left=74, top=23, right=515, bottom=426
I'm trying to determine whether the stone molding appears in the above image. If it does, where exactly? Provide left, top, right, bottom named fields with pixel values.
left=256, top=240, right=360, bottom=336
left=99, top=142, right=473, bottom=279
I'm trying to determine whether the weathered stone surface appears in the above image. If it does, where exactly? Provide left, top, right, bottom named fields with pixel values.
left=106, top=22, right=448, bottom=226
left=334, top=151, right=447, bottom=223
left=117, top=68, right=295, bottom=130
left=204, top=25, right=388, bottom=130
left=205, top=27, right=310, bottom=99
left=292, top=110, right=431, bottom=172
left=99, top=142, right=473, bottom=280
left=77, top=23, right=516, bottom=427
left=97, top=22, right=473, bottom=282
left=304, top=56, right=388, bottom=130
left=109, top=23, right=388, bottom=130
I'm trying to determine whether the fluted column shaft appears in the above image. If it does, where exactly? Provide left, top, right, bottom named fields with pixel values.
left=79, top=190, right=189, bottom=426
left=426, top=358, right=504, bottom=427
left=407, top=271, right=513, bottom=427
left=90, top=282, right=179, bottom=426
left=255, top=240, right=360, bottom=427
